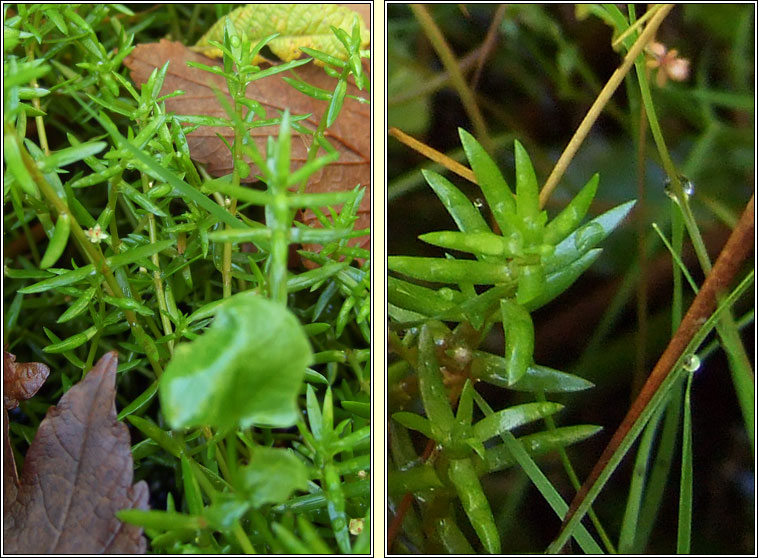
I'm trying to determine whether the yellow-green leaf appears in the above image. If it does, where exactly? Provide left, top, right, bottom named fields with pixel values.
left=194, top=4, right=369, bottom=63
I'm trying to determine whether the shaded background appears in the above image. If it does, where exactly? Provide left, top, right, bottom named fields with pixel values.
left=387, top=4, right=754, bottom=554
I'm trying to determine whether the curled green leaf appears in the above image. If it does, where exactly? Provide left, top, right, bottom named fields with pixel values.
left=159, top=292, right=311, bottom=430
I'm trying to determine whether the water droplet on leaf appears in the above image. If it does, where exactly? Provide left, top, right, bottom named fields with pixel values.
left=664, top=175, right=695, bottom=202
left=438, top=287, right=455, bottom=301
left=683, top=354, right=700, bottom=372
left=449, top=345, right=471, bottom=369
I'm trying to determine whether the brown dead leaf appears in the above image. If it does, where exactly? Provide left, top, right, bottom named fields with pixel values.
left=4, top=350, right=50, bottom=410
left=123, top=39, right=370, bottom=265
left=3, top=351, right=51, bottom=513
left=3, top=352, right=149, bottom=554
left=342, top=3, right=370, bottom=27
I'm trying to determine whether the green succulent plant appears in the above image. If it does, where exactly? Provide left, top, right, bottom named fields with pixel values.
left=388, top=130, right=635, bottom=553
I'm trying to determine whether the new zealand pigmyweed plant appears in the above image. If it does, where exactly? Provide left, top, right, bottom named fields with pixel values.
left=388, top=129, right=634, bottom=554
left=4, top=4, right=369, bottom=554
left=388, top=4, right=753, bottom=555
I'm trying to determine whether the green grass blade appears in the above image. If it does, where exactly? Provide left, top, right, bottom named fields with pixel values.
left=634, top=383, right=684, bottom=551
left=472, top=391, right=603, bottom=554
left=547, top=270, right=754, bottom=553
left=618, top=390, right=669, bottom=553
left=677, top=369, right=695, bottom=553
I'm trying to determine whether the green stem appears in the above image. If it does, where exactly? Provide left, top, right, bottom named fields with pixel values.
left=143, top=176, right=174, bottom=355
left=25, top=43, right=50, bottom=155
left=635, top=42, right=754, bottom=450
left=232, top=520, right=256, bottom=554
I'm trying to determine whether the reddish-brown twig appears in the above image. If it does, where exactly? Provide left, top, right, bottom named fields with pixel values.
left=560, top=194, right=754, bottom=534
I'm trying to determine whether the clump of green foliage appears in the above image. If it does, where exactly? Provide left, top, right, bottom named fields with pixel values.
left=4, top=4, right=370, bottom=554
left=388, top=3, right=753, bottom=555
left=388, top=129, right=633, bottom=554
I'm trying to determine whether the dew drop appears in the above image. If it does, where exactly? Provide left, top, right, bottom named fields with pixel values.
left=664, top=175, right=695, bottom=202
left=505, top=232, right=523, bottom=256
left=683, top=354, right=701, bottom=372
left=574, top=221, right=604, bottom=252
left=438, top=287, right=455, bottom=301
left=449, top=345, right=471, bottom=368
left=473, top=198, right=485, bottom=210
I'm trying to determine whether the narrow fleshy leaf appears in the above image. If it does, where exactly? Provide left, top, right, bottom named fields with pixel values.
left=544, top=200, right=635, bottom=274
left=421, top=169, right=492, bottom=234
left=480, top=424, right=603, bottom=474
left=389, top=256, right=515, bottom=284
left=472, top=355, right=595, bottom=392
left=501, top=298, right=534, bottom=385
left=473, top=401, right=563, bottom=442
left=543, top=173, right=599, bottom=246
left=514, top=139, right=540, bottom=222
left=459, top=128, right=517, bottom=236
left=392, top=412, right=433, bottom=439
left=419, top=230, right=520, bottom=257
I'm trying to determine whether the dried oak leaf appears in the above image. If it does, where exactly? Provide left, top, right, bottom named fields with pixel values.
left=4, top=350, right=50, bottom=410
left=3, top=352, right=149, bottom=554
left=123, top=39, right=370, bottom=262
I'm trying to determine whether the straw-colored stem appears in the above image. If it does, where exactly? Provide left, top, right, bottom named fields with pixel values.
left=411, top=4, right=492, bottom=153
left=539, top=4, right=674, bottom=208
left=388, top=126, right=477, bottom=184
